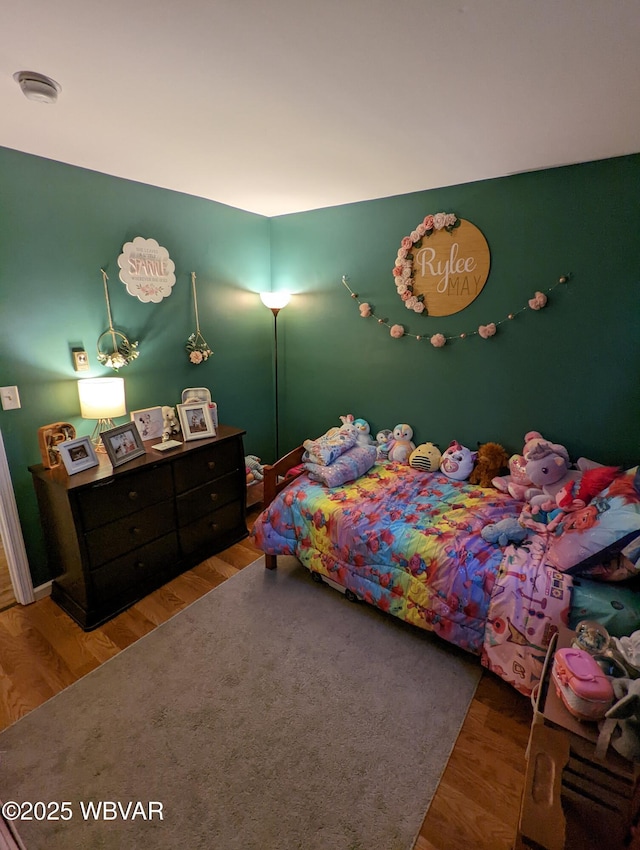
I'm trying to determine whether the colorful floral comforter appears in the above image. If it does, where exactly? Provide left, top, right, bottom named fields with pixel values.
left=252, top=461, right=573, bottom=695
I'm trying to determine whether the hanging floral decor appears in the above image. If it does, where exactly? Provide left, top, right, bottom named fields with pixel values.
left=96, top=269, right=140, bottom=370
left=343, top=273, right=571, bottom=347
left=393, top=212, right=493, bottom=317
left=394, top=213, right=461, bottom=314
left=185, top=272, right=213, bottom=364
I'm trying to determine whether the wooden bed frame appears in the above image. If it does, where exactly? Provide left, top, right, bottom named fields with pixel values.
left=262, top=445, right=305, bottom=570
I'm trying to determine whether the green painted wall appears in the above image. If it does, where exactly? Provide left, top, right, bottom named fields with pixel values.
left=0, top=148, right=274, bottom=585
left=2, top=149, right=639, bottom=588
left=270, top=155, right=640, bottom=468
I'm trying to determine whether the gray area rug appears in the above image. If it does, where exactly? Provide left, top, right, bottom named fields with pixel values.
left=0, top=556, right=481, bottom=850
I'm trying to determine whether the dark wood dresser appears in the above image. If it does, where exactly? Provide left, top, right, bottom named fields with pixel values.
left=29, top=425, right=248, bottom=630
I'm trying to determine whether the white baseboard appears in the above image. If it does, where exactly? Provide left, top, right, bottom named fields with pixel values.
left=33, top=581, right=52, bottom=601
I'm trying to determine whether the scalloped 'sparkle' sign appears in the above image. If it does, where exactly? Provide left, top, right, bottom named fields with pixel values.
left=118, top=237, right=176, bottom=303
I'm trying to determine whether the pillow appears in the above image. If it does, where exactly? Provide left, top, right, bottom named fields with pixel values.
left=569, top=576, right=640, bottom=637
left=305, top=445, right=377, bottom=488
left=302, top=427, right=357, bottom=466
left=545, top=466, right=640, bottom=577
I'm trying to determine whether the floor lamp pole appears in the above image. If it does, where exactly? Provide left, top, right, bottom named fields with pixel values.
left=260, top=291, right=291, bottom=462
left=271, top=307, right=281, bottom=460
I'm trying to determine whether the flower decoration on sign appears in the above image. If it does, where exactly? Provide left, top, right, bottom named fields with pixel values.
left=342, top=273, right=571, bottom=348
left=96, top=269, right=140, bottom=370
left=393, top=212, right=461, bottom=314
left=185, top=272, right=213, bottom=364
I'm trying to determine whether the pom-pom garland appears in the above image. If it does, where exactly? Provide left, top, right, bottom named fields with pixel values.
left=342, top=273, right=571, bottom=347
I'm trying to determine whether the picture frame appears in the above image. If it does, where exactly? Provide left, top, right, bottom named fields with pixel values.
left=177, top=402, right=216, bottom=441
left=101, top=422, right=146, bottom=468
left=130, top=406, right=164, bottom=441
left=58, top=436, right=99, bottom=475
left=37, top=421, right=77, bottom=469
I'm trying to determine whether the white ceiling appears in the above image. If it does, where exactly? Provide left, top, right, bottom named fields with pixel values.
left=2, top=0, right=640, bottom=217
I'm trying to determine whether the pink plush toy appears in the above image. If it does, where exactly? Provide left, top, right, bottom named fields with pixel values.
left=492, top=430, right=549, bottom=500
left=524, top=440, right=581, bottom=508
left=440, top=440, right=477, bottom=481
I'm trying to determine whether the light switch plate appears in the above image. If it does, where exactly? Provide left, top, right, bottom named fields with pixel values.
left=0, top=386, right=21, bottom=410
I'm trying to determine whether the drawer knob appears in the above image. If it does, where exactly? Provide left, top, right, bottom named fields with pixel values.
left=209, top=492, right=218, bottom=502
left=128, top=490, right=139, bottom=501
left=136, top=561, right=145, bottom=569
left=130, top=526, right=141, bottom=536
left=209, top=522, right=218, bottom=531
left=207, top=460, right=216, bottom=471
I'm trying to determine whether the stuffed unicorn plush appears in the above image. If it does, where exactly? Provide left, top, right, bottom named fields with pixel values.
left=440, top=440, right=477, bottom=481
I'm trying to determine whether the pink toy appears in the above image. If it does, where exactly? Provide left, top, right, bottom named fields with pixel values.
left=440, top=440, right=477, bottom=481
left=552, top=647, right=614, bottom=721
left=492, top=431, right=549, bottom=500
left=388, top=424, right=415, bottom=464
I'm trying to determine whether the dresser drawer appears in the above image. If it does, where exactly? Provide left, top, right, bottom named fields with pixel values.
left=179, top=500, right=245, bottom=557
left=173, top=441, right=242, bottom=494
left=90, top=532, right=179, bottom=603
left=176, top=471, right=243, bottom=527
left=85, top=500, right=176, bottom=569
left=79, top=465, right=173, bottom=530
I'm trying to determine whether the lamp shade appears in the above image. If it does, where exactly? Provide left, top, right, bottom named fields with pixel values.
left=78, top=378, right=126, bottom=420
left=260, top=291, right=291, bottom=311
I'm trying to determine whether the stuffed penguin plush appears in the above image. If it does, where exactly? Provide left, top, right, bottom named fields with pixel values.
left=388, top=424, right=415, bottom=464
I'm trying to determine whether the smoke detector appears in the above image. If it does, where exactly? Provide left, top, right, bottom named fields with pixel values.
left=13, top=71, right=61, bottom=104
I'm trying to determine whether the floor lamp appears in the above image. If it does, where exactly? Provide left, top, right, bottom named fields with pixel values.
left=260, top=292, right=291, bottom=460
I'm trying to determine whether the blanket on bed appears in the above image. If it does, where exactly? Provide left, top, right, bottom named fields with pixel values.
left=252, top=460, right=574, bottom=694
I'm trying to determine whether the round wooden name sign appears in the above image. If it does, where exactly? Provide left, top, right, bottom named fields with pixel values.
left=394, top=214, right=491, bottom=317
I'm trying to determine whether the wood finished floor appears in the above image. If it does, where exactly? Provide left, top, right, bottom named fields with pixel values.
left=0, top=507, right=531, bottom=850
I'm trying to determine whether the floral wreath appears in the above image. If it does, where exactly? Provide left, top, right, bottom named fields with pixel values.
left=97, top=270, right=140, bottom=371
left=393, top=212, right=461, bottom=314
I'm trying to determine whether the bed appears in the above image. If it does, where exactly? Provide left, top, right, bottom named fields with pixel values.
left=252, top=446, right=640, bottom=696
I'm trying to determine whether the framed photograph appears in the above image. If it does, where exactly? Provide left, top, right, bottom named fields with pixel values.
left=178, top=402, right=216, bottom=441
left=101, top=422, right=146, bottom=468
left=130, top=406, right=164, bottom=441
left=58, top=436, right=99, bottom=475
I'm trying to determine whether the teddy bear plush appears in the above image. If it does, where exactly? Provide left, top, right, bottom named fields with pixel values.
left=161, top=405, right=181, bottom=441
left=469, top=442, right=510, bottom=488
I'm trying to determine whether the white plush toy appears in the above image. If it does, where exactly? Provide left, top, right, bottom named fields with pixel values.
left=353, top=418, right=375, bottom=446
left=162, top=406, right=181, bottom=441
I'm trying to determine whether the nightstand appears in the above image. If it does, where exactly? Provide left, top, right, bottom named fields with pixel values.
left=516, top=628, right=640, bottom=850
